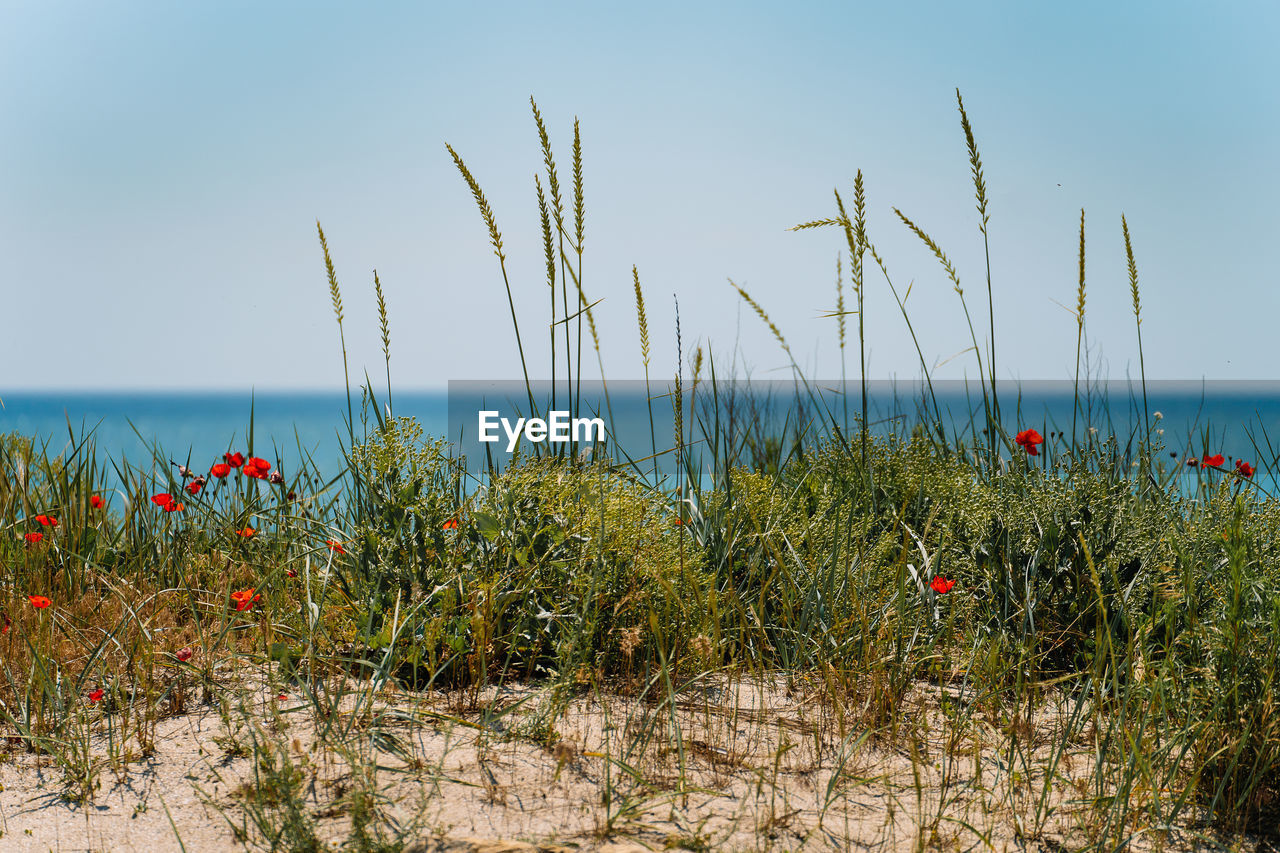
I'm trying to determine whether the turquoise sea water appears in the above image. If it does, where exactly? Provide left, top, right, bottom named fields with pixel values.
left=4, top=382, right=1280, bottom=490
left=0, top=391, right=448, bottom=485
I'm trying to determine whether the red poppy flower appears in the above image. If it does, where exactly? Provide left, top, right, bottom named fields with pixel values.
left=176, top=647, right=194, bottom=662
left=210, top=463, right=231, bottom=478
left=88, top=688, right=104, bottom=703
left=90, top=495, right=105, bottom=509
left=286, top=568, right=298, bottom=578
left=153, top=493, right=183, bottom=512
left=28, top=595, right=51, bottom=609
left=224, top=452, right=245, bottom=468
left=1202, top=453, right=1225, bottom=469
left=237, top=527, right=255, bottom=538
left=929, top=576, right=955, bottom=594
left=35, top=514, right=57, bottom=527
left=325, top=540, right=346, bottom=554
left=24, top=532, right=43, bottom=544
left=186, top=481, right=203, bottom=495
left=243, top=457, right=271, bottom=480
left=442, top=518, right=459, bottom=531
left=1236, top=460, right=1256, bottom=478
left=230, top=589, right=260, bottom=612
left=275, top=693, right=287, bottom=701
left=672, top=517, right=684, bottom=526
left=2, top=615, right=10, bottom=634
left=1015, top=429, right=1045, bottom=456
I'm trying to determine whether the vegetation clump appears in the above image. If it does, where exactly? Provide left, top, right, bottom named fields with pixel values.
left=6, top=94, right=1280, bottom=849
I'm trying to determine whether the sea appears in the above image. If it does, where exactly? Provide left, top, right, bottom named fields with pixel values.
left=0, top=390, right=447, bottom=486
left=4, top=381, right=1280, bottom=492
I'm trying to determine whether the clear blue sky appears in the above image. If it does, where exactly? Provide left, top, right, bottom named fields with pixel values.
left=1, top=1, right=1275, bottom=390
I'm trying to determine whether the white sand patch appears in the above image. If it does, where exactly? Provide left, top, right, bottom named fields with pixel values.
left=0, top=671, right=1234, bottom=851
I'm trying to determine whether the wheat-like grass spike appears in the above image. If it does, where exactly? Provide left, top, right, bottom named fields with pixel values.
left=317, top=221, right=343, bottom=324
left=1077, top=209, right=1086, bottom=329
left=835, top=253, right=846, bottom=351
left=1123, top=214, right=1140, bottom=325
left=729, top=279, right=791, bottom=356
left=446, top=144, right=504, bottom=262
left=572, top=118, right=584, bottom=251
left=894, top=209, right=963, bottom=296
left=634, top=266, right=650, bottom=368
left=537, top=176, right=555, bottom=289
left=956, top=89, right=989, bottom=232
left=374, top=269, right=390, bottom=359
left=531, top=97, right=565, bottom=228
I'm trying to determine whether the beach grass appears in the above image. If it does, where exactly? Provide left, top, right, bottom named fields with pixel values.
left=3, top=95, right=1280, bottom=851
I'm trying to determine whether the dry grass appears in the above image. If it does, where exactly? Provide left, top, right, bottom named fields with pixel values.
left=0, top=666, right=1252, bottom=852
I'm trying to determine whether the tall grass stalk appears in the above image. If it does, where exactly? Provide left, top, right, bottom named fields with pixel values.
left=532, top=98, right=574, bottom=425
left=317, top=221, right=361, bottom=517
left=317, top=222, right=352, bottom=445
left=956, top=89, right=1000, bottom=451
left=867, top=245, right=947, bottom=448
left=572, top=118, right=586, bottom=428
left=537, top=174, right=559, bottom=432
left=894, top=208, right=996, bottom=468
left=1123, top=214, right=1151, bottom=468
left=834, top=176, right=869, bottom=474
left=373, top=269, right=392, bottom=419
left=834, top=252, right=848, bottom=433
left=634, top=266, right=658, bottom=482
left=1073, top=209, right=1086, bottom=447
left=446, top=143, right=538, bottom=421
